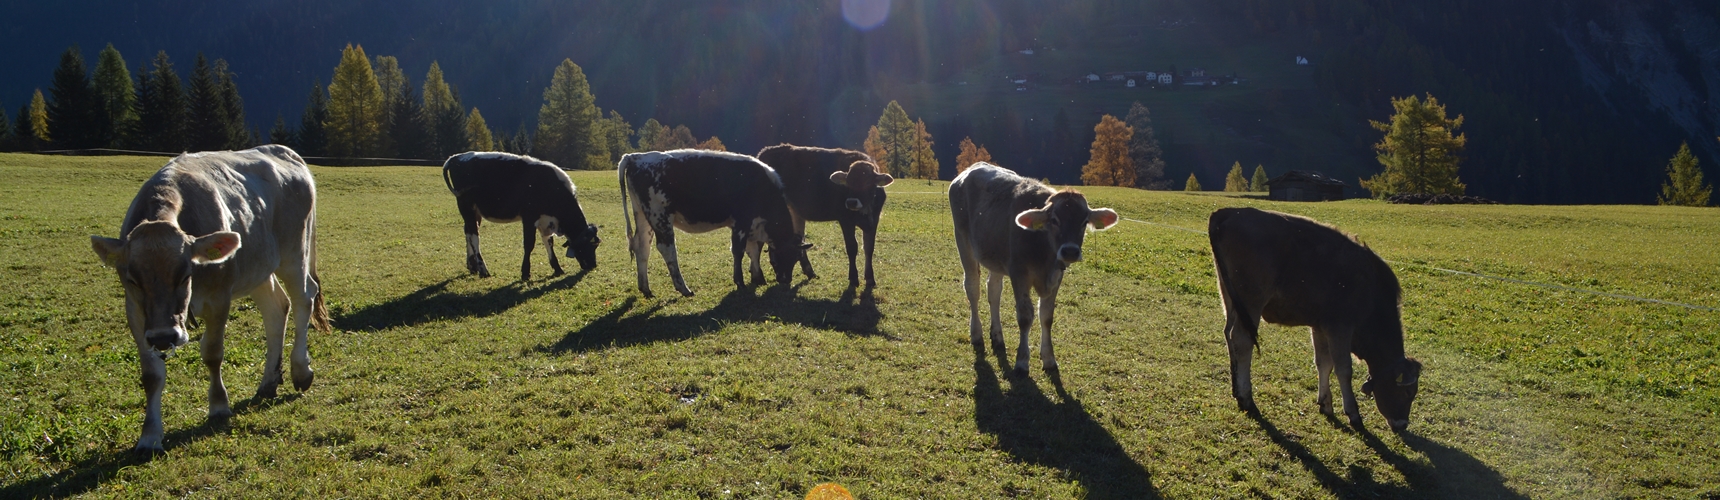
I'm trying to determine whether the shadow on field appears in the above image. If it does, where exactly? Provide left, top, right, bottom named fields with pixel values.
left=537, top=285, right=886, bottom=354
left=1250, top=414, right=1527, bottom=499
left=971, top=347, right=1159, bottom=499
left=334, top=271, right=587, bottom=330
left=0, top=393, right=300, bottom=499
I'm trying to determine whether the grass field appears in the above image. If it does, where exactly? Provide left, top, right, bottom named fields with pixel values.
left=2, top=153, right=1717, bottom=498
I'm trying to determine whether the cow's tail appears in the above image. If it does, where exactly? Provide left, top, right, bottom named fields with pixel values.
left=308, top=210, right=332, bottom=333
left=442, top=161, right=459, bottom=196
left=1207, top=209, right=1255, bottom=351
left=618, top=159, right=635, bottom=257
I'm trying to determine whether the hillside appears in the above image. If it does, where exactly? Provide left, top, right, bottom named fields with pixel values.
left=0, top=1, right=1716, bottom=203
left=2, top=154, right=1717, bottom=496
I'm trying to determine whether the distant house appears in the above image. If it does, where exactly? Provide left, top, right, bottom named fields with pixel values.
left=1146, top=71, right=1158, bottom=81
left=1015, top=85, right=1027, bottom=92
left=1266, top=171, right=1348, bottom=201
left=1106, top=72, right=1127, bottom=81
left=1158, top=73, right=1174, bottom=85
left=1126, top=79, right=1137, bottom=88
left=1086, top=73, right=1100, bottom=82
left=1019, top=49, right=1035, bottom=55
left=1296, top=56, right=1310, bottom=65
left=1013, top=79, right=1028, bottom=84
left=1189, top=68, right=1207, bottom=77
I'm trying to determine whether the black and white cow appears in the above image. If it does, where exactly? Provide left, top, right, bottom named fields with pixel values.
left=618, top=149, right=807, bottom=297
left=443, top=152, right=600, bottom=281
left=950, top=163, right=1119, bottom=375
left=756, top=144, right=893, bottom=288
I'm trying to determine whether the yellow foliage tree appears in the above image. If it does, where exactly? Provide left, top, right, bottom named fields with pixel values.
left=698, top=136, right=726, bottom=151
left=326, top=44, right=384, bottom=157
left=909, top=119, right=939, bottom=179
left=1224, top=162, right=1250, bottom=192
left=1081, top=114, right=1135, bottom=187
left=1185, top=173, right=1202, bottom=191
left=956, top=137, right=992, bottom=173
left=465, top=108, right=493, bottom=151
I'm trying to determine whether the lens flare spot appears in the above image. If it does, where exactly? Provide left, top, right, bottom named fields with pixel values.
left=842, top=0, right=891, bottom=30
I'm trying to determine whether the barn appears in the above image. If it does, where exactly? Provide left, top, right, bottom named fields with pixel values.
left=1266, top=170, right=1348, bottom=201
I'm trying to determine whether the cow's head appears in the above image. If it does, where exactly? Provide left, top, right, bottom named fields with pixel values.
left=828, top=161, right=893, bottom=214
left=1362, top=357, right=1422, bottom=432
left=1013, top=190, right=1119, bottom=264
left=90, top=221, right=240, bottom=354
left=560, top=223, right=601, bottom=270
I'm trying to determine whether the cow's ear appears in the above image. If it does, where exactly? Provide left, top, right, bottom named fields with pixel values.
left=1361, top=378, right=1375, bottom=396
left=91, top=236, right=125, bottom=268
left=1398, top=358, right=1422, bottom=387
left=1015, top=209, right=1050, bottom=231
left=1087, top=208, right=1119, bottom=230
left=191, top=232, right=242, bottom=264
left=829, top=171, right=849, bottom=185
left=874, top=173, right=894, bottom=187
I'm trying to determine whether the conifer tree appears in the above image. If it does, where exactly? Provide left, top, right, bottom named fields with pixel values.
left=1361, top=94, right=1466, bottom=198
left=92, top=44, right=136, bottom=148
left=431, top=90, right=468, bottom=157
left=27, top=89, right=52, bottom=149
left=1658, top=142, right=1712, bottom=207
left=1225, top=162, right=1250, bottom=192
left=215, top=59, right=250, bottom=149
left=534, top=59, right=604, bottom=169
left=1081, top=114, right=1134, bottom=187
left=297, top=81, right=329, bottom=156
left=327, top=44, right=384, bottom=157
left=863, top=126, right=886, bottom=167
left=0, top=103, right=10, bottom=151
left=386, top=76, right=427, bottom=159
left=185, top=54, right=226, bottom=151
left=660, top=125, right=698, bottom=150
left=268, top=114, right=295, bottom=146
left=465, top=108, right=494, bottom=151
left=135, top=51, right=188, bottom=152
left=1124, top=102, right=1168, bottom=189
left=421, top=61, right=460, bottom=157
left=47, top=46, right=98, bottom=149
left=956, top=137, right=992, bottom=173
left=698, top=136, right=726, bottom=151
left=910, top=119, right=939, bottom=179
left=636, top=118, right=667, bottom=151
left=871, top=101, right=917, bottom=178
left=503, top=124, right=533, bottom=155
left=1185, top=173, right=1202, bottom=191
left=1251, top=165, right=1269, bottom=192
left=599, top=110, right=634, bottom=164
left=373, top=56, right=406, bottom=156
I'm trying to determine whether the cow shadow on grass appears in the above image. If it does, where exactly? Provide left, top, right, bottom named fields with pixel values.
left=971, top=346, right=1160, bottom=499
left=0, top=393, right=301, bottom=499
left=1251, top=413, right=1527, bottom=499
left=334, top=271, right=588, bottom=331
left=537, top=285, right=886, bottom=354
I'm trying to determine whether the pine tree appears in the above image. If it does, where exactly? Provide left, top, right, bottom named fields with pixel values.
left=326, top=44, right=385, bottom=157
left=1251, top=165, right=1269, bottom=192
left=664, top=125, right=698, bottom=150
left=465, top=108, right=494, bottom=151
left=871, top=101, right=917, bottom=178
left=1081, top=114, right=1134, bottom=187
left=135, top=51, right=188, bottom=153
left=373, top=56, right=406, bottom=156
left=268, top=114, right=295, bottom=146
left=0, top=103, right=11, bottom=151
left=92, top=44, right=136, bottom=148
left=1361, top=94, right=1467, bottom=198
left=1658, top=142, right=1712, bottom=207
left=698, top=136, right=726, bottom=151
left=1124, top=102, right=1168, bottom=189
left=956, top=136, right=992, bottom=173
left=47, top=46, right=98, bottom=149
left=909, top=119, right=939, bottom=179
left=215, top=59, right=250, bottom=149
left=431, top=89, right=468, bottom=156
left=1224, top=162, right=1250, bottom=192
left=184, top=54, right=226, bottom=151
left=503, top=124, right=533, bottom=155
left=534, top=59, right=604, bottom=169
left=599, top=110, right=634, bottom=164
left=636, top=118, right=667, bottom=151
left=27, top=89, right=52, bottom=149
left=386, top=75, right=427, bottom=159
left=297, top=81, right=329, bottom=156
left=1185, top=173, right=1202, bottom=191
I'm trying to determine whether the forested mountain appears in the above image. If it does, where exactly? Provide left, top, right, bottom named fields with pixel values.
left=1, top=0, right=1714, bottom=203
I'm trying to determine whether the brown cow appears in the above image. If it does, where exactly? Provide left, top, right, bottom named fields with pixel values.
left=1208, top=207, right=1423, bottom=432
left=756, top=144, right=893, bottom=287
left=951, top=163, right=1119, bottom=375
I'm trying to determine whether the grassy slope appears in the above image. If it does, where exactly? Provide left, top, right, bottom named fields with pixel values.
left=1, top=154, right=1716, bottom=498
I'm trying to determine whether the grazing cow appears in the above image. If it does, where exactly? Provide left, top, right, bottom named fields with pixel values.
left=950, top=163, right=1119, bottom=374
left=88, top=145, right=331, bottom=454
left=756, top=144, right=893, bottom=287
left=619, top=149, right=806, bottom=297
left=443, top=151, right=601, bottom=281
left=1208, top=207, right=1423, bottom=432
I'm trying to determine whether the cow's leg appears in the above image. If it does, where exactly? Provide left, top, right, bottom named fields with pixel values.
left=280, top=266, right=319, bottom=392
left=198, top=296, right=234, bottom=420
left=630, top=208, right=656, bottom=297
left=1312, top=327, right=1336, bottom=415
left=1037, top=271, right=1064, bottom=371
left=127, top=300, right=167, bottom=453
left=1225, top=306, right=1260, bottom=413
left=458, top=202, right=490, bottom=278
left=841, top=221, right=861, bottom=287
left=539, top=219, right=564, bottom=277
left=730, top=229, right=748, bottom=287
left=1330, top=332, right=1363, bottom=428
left=253, top=276, right=289, bottom=399
left=657, top=230, right=694, bottom=297
left=747, top=240, right=766, bottom=285
left=861, top=218, right=879, bottom=287
left=987, top=272, right=1006, bottom=350
left=793, top=212, right=816, bottom=279
left=1011, top=278, right=1035, bottom=375
left=519, top=221, right=537, bottom=281
left=957, top=236, right=984, bottom=345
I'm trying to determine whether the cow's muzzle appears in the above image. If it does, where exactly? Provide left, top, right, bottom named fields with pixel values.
left=1057, top=244, right=1082, bottom=263
left=1389, top=419, right=1410, bottom=433
left=144, top=326, right=189, bottom=352
left=844, top=198, right=864, bottom=212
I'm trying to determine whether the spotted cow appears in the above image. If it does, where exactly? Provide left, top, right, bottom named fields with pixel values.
left=443, top=151, right=600, bottom=281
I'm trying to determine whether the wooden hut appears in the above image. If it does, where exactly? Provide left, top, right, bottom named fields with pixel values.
left=1266, top=170, right=1348, bottom=201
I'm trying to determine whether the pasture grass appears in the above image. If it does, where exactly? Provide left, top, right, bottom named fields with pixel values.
left=1, top=153, right=1717, bottom=498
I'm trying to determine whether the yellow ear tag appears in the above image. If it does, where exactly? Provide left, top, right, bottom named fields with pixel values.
left=206, top=247, right=223, bottom=260
left=1031, top=220, right=1046, bottom=230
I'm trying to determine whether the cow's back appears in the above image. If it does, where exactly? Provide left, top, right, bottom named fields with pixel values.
left=623, top=150, right=784, bottom=224
left=443, top=152, right=577, bottom=214
left=758, top=144, right=871, bottom=221
left=950, top=164, right=1053, bottom=269
left=1209, top=207, right=1397, bottom=328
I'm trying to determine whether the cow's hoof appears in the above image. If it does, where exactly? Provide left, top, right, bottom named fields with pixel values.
left=133, top=443, right=166, bottom=458
left=1237, top=399, right=1259, bottom=414
left=1347, top=415, right=1365, bottom=429
left=641, top=290, right=655, bottom=298
left=208, top=406, right=234, bottom=421
left=291, top=367, right=314, bottom=391
left=1011, top=366, right=1030, bottom=378
left=478, top=270, right=492, bottom=279
left=678, top=289, right=696, bottom=297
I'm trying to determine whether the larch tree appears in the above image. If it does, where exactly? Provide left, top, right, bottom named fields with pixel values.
left=421, top=61, right=462, bottom=157
left=1185, top=173, right=1202, bottom=191
left=863, top=126, right=886, bottom=168
left=1361, top=93, right=1466, bottom=198
left=1081, top=114, right=1134, bottom=187
left=635, top=118, right=667, bottom=151
left=296, top=81, right=329, bottom=156
left=28, top=89, right=52, bottom=149
left=135, top=51, right=188, bottom=152
left=373, top=55, right=406, bottom=156
left=599, top=110, right=634, bottom=164
left=1224, top=162, right=1250, bottom=192
left=955, top=136, right=992, bottom=173
left=92, top=44, right=136, bottom=148
left=698, top=136, right=726, bottom=151
left=871, top=101, right=917, bottom=178
left=663, top=125, right=698, bottom=150
left=47, top=46, right=98, bottom=149
left=326, top=44, right=385, bottom=157
left=1251, top=165, right=1269, bottom=192
left=909, top=119, right=939, bottom=179
left=1124, top=102, right=1168, bottom=189
left=465, top=108, right=494, bottom=151
left=534, top=59, right=604, bottom=169
left=1658, top=142, right=1712, bottom=207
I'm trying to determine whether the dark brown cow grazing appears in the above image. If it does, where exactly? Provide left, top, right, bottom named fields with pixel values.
left=951, top=163, right=1119, bottom=375
left=443, top=152, right=600, bottom=281
left=756, top=144, right=893, bottom=287
left=1208, top=207, right=1423, bottom=432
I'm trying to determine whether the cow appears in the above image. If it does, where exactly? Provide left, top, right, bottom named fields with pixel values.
left=618, top=149, right=807, bottom=297
left=756, top=144, right=894, bottom=288
left=443, top=151, right=601, bottom=281
left=88, top=145, right=332, bottom=454
left=1207, top=207, right=1424, bottom=432
left=950, top=163, right=1119, bottom=375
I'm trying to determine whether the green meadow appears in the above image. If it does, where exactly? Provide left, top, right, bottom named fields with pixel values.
left=2, top=153, right=1716, bottom=498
